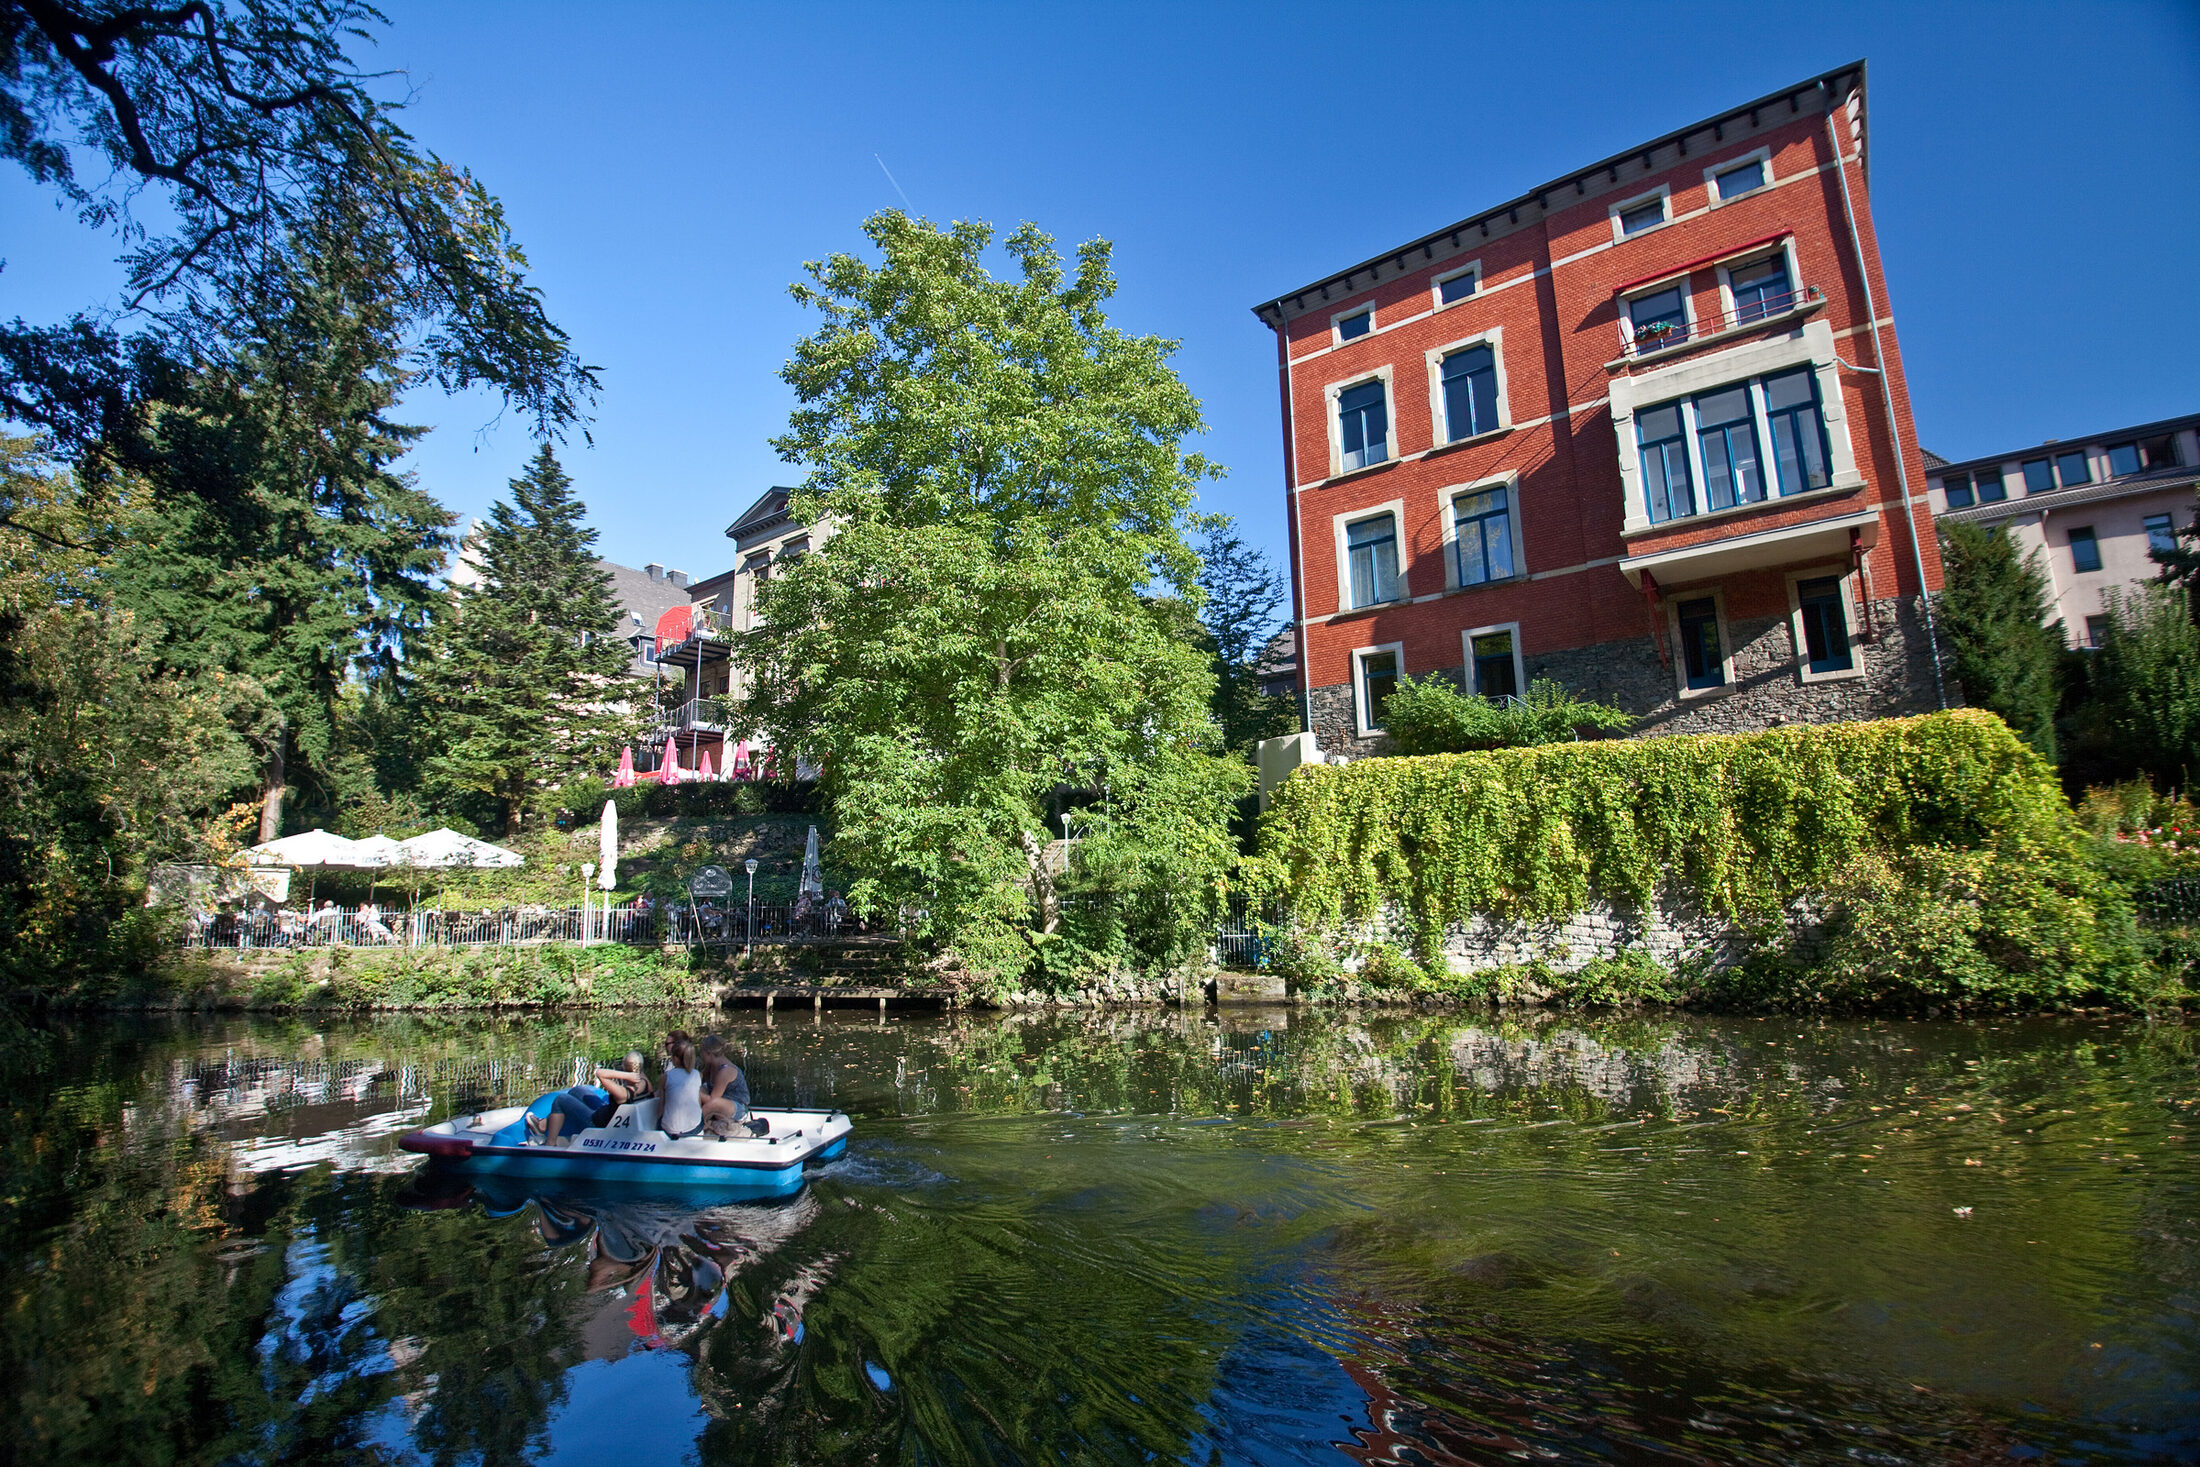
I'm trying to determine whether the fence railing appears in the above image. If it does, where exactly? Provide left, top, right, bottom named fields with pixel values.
left=177, top=898, right=876, bottom=950
left=2137, top=875, right=2200, bottom=927
left=1622, top=285, right=1823, bottom=359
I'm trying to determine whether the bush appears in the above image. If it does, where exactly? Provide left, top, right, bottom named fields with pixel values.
left=1248, top=709, right=2153, bottom=1010
left=1382, top=675, right=1632, bottom=756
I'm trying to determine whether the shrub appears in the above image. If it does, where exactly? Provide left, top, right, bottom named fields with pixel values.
left=1382, top=675, right=1632, bottom=756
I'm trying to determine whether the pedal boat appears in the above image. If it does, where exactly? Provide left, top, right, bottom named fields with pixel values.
left=399, top=1095, right=851, bottom=1193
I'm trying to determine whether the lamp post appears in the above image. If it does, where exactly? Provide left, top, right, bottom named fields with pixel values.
left=744, top=858, right=758, bottom=958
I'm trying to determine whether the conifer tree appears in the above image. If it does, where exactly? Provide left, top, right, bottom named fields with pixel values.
left=1936, top=519, right=2063, bottom=760
left=423, top=447, right=635, bottom=832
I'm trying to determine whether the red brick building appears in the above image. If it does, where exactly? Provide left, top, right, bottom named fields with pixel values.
left=1255, top=62, right=1947, bottom=755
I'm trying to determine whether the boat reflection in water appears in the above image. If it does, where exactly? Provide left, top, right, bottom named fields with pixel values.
left=396, top=1172, right=833, bottom=1359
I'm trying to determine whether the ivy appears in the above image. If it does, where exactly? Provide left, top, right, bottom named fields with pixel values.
left=1246, top=711, right=2108, bottom=974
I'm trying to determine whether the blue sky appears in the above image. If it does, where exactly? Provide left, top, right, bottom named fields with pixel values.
left=4, top=1, right=2196, bottom=578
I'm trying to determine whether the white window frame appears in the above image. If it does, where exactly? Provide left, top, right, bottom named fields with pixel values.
left=1430, top=260, right=1481, bottom=311
left=1330, top=301, right=1376, bottom=346
left=1785, top=564, right=1864, bottom=684
left=1713, top=238, right=1803, bottom=324
left=1438, top=473, right=1525, bottom=591
left=1704, top=146, right=1775, bottom=206
left=1619, top=275, right=1698, bottom=355
left=1323, top=366, right=1397, bottom=479
left=1423, top=327, right=1511, bottom=447
left=1353, top=641, right=1407, bottom=739
left=1610, top=184, right=1672, bottom=243
left=1332, top=499, right=1409, bottom=611
left=1609, top=321, right=1865, bottom=536
left=1460, top=621, right=1526, bottom=700
left=1666, top=586, right=1736, bottom=700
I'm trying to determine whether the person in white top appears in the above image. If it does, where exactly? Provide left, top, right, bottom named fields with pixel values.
left=660, top=1035, right=704, bottom=1138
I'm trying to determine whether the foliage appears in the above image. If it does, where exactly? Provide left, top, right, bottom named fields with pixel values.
left=199, top=944, right=709, bottom=1010
left=1192, top=519, right=1296, bottom=757
left=1936, top=519, right=2063, bottom=760
left=2062, top=583, right=2200, bottom=791
left=1381, top=673, right=1633, bottom=755
left=1248, top=710, right=2148, bottom=1010
left=0, top=0, right=593, bottom=434
left=420, top=446, right=638, bottom=833
left=738, top=212, right=1242, bottom=989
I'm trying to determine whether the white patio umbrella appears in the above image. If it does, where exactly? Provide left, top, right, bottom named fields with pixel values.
left=245, top=830, right=371, bottom=868
left=349, top=834, right=409, bottom=868
left=395, top=828, right=526, bottom=869
left=597, top=801, right=618, bottom=890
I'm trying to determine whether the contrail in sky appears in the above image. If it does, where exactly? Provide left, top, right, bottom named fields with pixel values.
left=874, top=154, right=913, bottom=212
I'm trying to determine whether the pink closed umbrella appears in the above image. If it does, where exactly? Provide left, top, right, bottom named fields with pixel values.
left=698, top=749, right=716, bottom=782
left=612, top=747, right=636, bottom=789
left=659, top=743, right=683, bottom=785
left=731, top=739, right=751, bottom=780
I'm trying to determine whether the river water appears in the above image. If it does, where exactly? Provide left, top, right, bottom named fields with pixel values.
left=2, top=1006, right=2193, bottom=1465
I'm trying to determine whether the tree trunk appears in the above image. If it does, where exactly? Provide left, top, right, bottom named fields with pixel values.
left=258, top=735, right=286, bottom=844
left=1020, top=828, right=1059, bottom=935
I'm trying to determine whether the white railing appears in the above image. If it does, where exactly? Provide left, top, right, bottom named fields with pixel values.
left=179, top=902, right=663, bottom=950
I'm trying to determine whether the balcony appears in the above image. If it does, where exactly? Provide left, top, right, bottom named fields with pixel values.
left=651, top=605, right=735, bottom=668
left=661, top=696, right=730, bottom=734
left=1613, top=286, right=1824, bottom=368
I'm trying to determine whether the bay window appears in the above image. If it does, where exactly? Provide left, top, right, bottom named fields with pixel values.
left=1694, top=384, right=1765, bottom=510
left=1638, top=403, right=1694, bottom=523
left=1636, top=366, right=1834, bottom=524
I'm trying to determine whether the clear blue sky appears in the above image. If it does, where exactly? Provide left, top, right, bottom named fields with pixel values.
left=4, top=1, right=2196, bottom=578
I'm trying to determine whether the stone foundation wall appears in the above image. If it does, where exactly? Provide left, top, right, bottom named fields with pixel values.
left=1309, top=596, right=1947, bottom=759
left=1348, top=890, right=1800, bottom=978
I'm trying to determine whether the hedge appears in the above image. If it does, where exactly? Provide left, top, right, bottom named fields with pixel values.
left=1245, top=710, right=2157, bottom=1008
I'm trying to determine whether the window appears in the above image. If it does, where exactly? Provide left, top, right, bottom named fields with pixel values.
left=2085, top=615, right=2110, bottom=649
left=2068, top=525, right=2102, bottom=573
left=1452, top=486, right=1514, bottom=586
left=2109, top=442, right=2142, bottom=477
left=1761, top=368, right=1831, bottom=496
left=1337, top=309, right=1372, bottom=342
left=2143, top=433, right=2183, bottom=468
left=2021, top=458, right=2055, bottom=494
left=1638, top=401, right=1695, bottom=523
left=1346, top=514, right=1400, bottom=607
left=1338, top=379, right=1389, bottom=471
left=1794, top=576, right=1854, bottom=674
left=2055, top=450, right=2092, bottom=487
left=1628, top=283, right=1690, bottom=350
left=1694, top=383, right=1765, bottom=511
left=1469, top=630, right=1518, bottom=698
left=1975, top=468, right=2007, bottom=503
left=1943, top=473, right=1974, bottom=509
left=1436, top=268, right=1477, bottom=305
left=1441, top=344, right=1500, bottom=441
left=1358, top=649, right=1400, bottom=732
left=1712, top=157, right=1766, bottom=200
left=1619, top=197, right=1666, bottom=236
left=1677, top=598, right=1725, bottom=691
left=2146, top=513, right=2177, bottom=556
left=1728, top=254, right=1792, bottom=323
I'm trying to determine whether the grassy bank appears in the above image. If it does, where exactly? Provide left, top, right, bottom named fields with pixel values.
left=95, top=944, right=716, bottom=1011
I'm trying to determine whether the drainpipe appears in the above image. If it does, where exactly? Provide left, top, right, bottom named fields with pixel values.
left=1267, top=301, right=1313, bottom=735
left=1822, top=84, right=1947, bottom=709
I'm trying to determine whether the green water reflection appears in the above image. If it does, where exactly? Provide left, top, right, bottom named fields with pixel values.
left=1, top=1006, right=2193, bottom=1464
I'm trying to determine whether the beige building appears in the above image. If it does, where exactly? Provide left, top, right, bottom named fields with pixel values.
left=1928, top=413, right=2198, bottom=646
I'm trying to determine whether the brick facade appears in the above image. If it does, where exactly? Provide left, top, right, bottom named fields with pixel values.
left=1257, top=64, right=1946, bottom=759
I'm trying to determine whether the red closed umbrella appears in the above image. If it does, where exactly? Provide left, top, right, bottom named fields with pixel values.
left=612, top=747, right=636, bottom=789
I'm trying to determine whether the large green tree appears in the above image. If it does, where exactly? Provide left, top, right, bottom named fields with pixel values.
left=103, top=245, right=455, bottom=840
left=739, top=212, right=1242, bottom=985
left=421, top=445, right=634, bottom=833
left=1936, top=519, right=2063, bottom=759
left=2070, top=584, right=2200, bottom=790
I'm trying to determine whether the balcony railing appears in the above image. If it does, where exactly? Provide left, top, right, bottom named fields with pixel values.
left=1622, top=285, right=1823, bottom=361
left=665, top=696, right=729, bottom=733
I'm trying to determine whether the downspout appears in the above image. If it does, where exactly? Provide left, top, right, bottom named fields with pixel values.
left=1267, top=301, right=1313, bottom=735
left=1822, top=84, right=1946, bottom=708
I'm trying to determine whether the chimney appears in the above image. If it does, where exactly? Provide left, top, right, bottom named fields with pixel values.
left=644, top=563, right=664, bottom=581
left=669, top=569, right=690, bottom=588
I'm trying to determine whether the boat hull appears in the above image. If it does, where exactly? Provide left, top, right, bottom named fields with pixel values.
left=398, top=1100, right=852, bottom=1194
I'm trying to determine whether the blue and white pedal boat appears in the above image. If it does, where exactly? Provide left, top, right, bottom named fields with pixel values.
left=399, top=1095, right=852, bottom=1194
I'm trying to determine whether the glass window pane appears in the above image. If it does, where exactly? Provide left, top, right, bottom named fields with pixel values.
left=1339, top=381, right=1384, bottom=413
left=2147, top=514, right=2176, bottom=555
left=1362, top=652, right=1399, bottom=729
left=1761, top=368, right=1815, bottom=412
left=1338, top=311, right=1371, bottom=341
left=1484, top=510, right=1513, bottom=581
left=1795, top=576, right=1853, bottom=673
left=1943, top=474, right=1973, bottom=508
left=1677, top=599, right=1723, bottom=689
left=1471, top=631, right=1517, bottom=697
left=2022, top=459, right=2055, bottom=494
left=1976, top=470, right=2007, bottom=502
left=2069, top=527, right=2101, bottom=573
left=2109, top=443, right=2142, bottom=477
left=1347, top=516, right=1390, bottom=547
left=1716, top=159, right=1765, bottom=196
left=1621, top=199, right=1664, bottom=235
left=2055, top=451, right=2092, bottom=487
left=1637, top=403, right=1682, bottom=440
left=1696, top=386, right=1751, bottom=425
left=1438, top=272, right=1475, bottom=304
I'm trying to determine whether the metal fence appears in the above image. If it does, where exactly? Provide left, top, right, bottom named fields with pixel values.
left=177, top=898, right=877, bottom=950
left=2137, top=875, right=2200, bottom=928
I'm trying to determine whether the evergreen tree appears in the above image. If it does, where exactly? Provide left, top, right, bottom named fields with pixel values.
left=1936, top=519, right=2063, bottom=760
left=1193, top=521, right=1298, bottom=758
left=2078, top=584, right=2200, bottom=789
left=422, top=447, right=635, bottom=833
left=104, top=247, right=455, bottom=840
